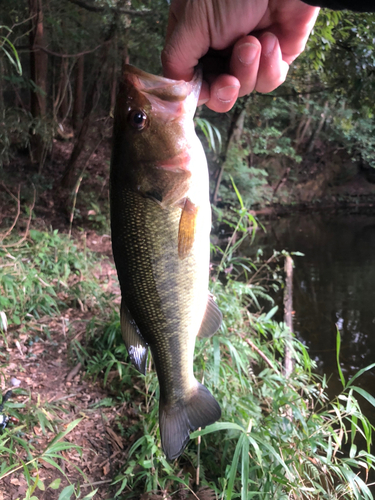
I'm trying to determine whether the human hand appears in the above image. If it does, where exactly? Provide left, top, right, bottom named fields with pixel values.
left=162, top=0, right=320, bottom=112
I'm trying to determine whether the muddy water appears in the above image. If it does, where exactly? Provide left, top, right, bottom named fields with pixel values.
left=252, top=212, right=375, bottom=419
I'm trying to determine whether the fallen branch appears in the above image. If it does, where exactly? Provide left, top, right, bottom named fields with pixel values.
left=0, top=184, right=21, bottom=243
left=1, top=187, right=36, bottom=248
left=283, top=255, right=294, bottom=377
left=68, top=136, right=104, bottom=237
left=242, top=334, right=280, bottom=373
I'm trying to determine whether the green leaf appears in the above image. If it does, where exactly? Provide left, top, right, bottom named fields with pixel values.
left=230, top=176, right=244, bottom=210
left=48, top=478, right=61, bottom=490
left=336, top=329, right=345, bottom=388
left=45, top=441, right=81, bottom=453
left=190, top=421, right=244, bottom=439
left=241, top=435, right=249, bottom=500
left=213, top=335, right=221, bottom=388
left=346, top=363, right=375, bottom=389
left=81, top=489, right=99, bottom=499
left=35, top=477, right=45, bottom=491
left=58, top=484, right=75, bottom=500
left=40, top=456, right=66, bottom=477
left=264, top=306, right=278, bottom=321
left=351, top=386, right=375, bottom=408
left=21, top=460, right=32, bottom=486
left=46, top=418, right=83, bottom=450
left=227, top=433, right=244, bottom=500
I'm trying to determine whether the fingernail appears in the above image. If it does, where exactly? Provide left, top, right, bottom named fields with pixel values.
left=217, top=85, right=239, bottom=103
left=198, top=97, right=209, bottom=106
left=261, top=33, right=277, bottom=56
left=237, top=43, right=259, bottom=65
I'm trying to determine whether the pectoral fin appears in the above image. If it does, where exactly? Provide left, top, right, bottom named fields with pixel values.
left=178, top=198, right=198, bottom=259
left=198, top=294, right=223, bottom=338
left=120, top=299, right=148, bottom=375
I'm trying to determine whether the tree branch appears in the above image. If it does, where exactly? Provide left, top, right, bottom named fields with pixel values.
left=66, top=0, right=151, bottom=16
left=118, top=8, right=151, bottom=16
left=67, top=0, right=104, bottom=12
left=32, top=43, right=103, bottom=58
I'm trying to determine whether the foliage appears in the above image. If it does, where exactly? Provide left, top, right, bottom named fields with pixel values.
left=0, top=401, right=97, bottom=500
left=1, top=3, right=375, bottom=498
left=219, top=145, right=270, bottom=208
left=0, top=229, right=104, bottom=328
left=0, top=227, right=110, bottom=498
left=195, top=117, right=222, bottom=154
left=75, top=270, right=375, bottom=499
left=0, top=192, right=374, bottom=498
left=1, top=2, right=375, bottom=204
left=0, top=25, right=22, bottom=75
left=65, top=198, right=375, bottom=499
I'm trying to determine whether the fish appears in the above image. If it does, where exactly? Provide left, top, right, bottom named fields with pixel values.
left=110, top=65, right=222, bottom=461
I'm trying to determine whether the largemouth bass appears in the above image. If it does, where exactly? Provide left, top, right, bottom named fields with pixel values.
left=110, top=65, right=222, bottom=460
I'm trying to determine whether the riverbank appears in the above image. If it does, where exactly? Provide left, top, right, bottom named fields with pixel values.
left=1, top=158, right=375, bottom=498
left=244, top=149, right=375, bottom=217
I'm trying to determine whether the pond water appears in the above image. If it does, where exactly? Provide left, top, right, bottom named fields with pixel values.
left=252, top=211, right=375, bottom=420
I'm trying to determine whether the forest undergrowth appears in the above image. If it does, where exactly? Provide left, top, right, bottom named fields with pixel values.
left=0, top=181, right=374, bottom=500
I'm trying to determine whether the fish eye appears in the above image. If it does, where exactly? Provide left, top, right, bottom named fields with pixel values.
left=128, top=110, right=148, bottom=130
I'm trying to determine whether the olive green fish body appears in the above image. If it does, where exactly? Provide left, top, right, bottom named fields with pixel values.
left=110, top=65, right=221, bottom=460
left=111, top=185, right=209, bottom=393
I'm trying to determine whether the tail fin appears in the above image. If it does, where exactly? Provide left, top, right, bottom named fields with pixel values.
left=159, top=382, right=221, bottom=461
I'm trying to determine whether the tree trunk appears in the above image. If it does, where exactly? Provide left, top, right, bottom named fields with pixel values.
left=212, top=107, right=247, bottom=205
left=110, top=59, right=117, bottom=117
left=295, top=98, right=310, bottom=150
left=72, top=55, right=84, bottom=130
left=61, top=40, right=112, bottom=188
left=307, top=100, right=329, bottom=153
left=29, top=0, right=48, bottom=166
left=58, top=58, right=69, bottom=120
left=61, top=2, right=131, bottom=188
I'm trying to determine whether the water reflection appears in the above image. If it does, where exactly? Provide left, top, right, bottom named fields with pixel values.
left=252, top=212, right=375, bottom=409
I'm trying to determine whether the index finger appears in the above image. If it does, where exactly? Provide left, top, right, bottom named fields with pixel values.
left=162, top=23, right=210, bottom=81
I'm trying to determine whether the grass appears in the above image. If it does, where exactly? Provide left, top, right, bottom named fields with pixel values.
left=0, top=227, right=109, bottom=499
left=71, top=197, right=375, bottom=499
left=0, top=198, right=374, bottom=499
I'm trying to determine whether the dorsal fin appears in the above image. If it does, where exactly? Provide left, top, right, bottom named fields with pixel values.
left=120, top=299, right=148, bottom=375
left=198, top=294, right=222, bottom=338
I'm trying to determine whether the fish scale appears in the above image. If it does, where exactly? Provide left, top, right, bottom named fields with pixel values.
left=112, top=186, right=205, bottom=396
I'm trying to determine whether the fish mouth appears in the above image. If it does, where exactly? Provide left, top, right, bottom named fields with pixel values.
left=123, top=65, right=202, bottom=119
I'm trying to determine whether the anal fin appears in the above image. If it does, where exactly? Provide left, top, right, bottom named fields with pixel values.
left=120, top=299, right=148, bottom=375
left=197, top=294, right=222, bottom=338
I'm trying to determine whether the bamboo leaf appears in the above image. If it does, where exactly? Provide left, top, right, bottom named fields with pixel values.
left=58, top=484, right=75, bottom=500
left=81, top=489, right=99, bottom=499
left=45, top=418, right=83, bottom=450
left=241, top=435, right=249, bottom=500
left=351, top=386, right=375, bottom=408
left=191, top=421, right=245, bottom=439
left=336, top=329, right=346, bottom=388
left=227, top=434, right=244, bottom=500
left=346, top=363, right=375, bottom=389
